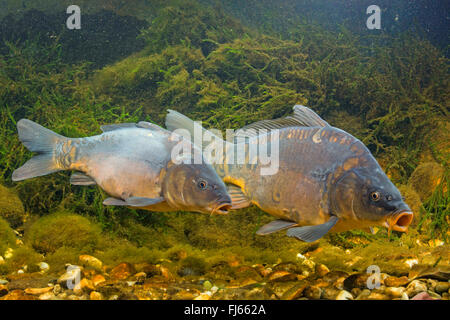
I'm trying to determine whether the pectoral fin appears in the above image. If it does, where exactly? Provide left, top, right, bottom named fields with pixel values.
left=103, top=196, right=164, bottom=207
left=286, top=216, right=338, bottom=242
left=70, top=172, right=97, bottom=186
left=256, top=219, right=298, bottom=235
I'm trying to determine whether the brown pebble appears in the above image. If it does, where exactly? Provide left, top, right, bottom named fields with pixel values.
left=435, top=282, right=450, bottom=293
left=316, top=264, right=330, bottom=277
left=110, top=262, right=135, bottom=280
left=268, top=270, right=297, bottom=282
left=91, top=274, right=106, bottom=287
left=384, top=276, right=409, bottom=287
left=24, top=286, right=54, bottom=295
left=90, top=291, right=103, bottom=300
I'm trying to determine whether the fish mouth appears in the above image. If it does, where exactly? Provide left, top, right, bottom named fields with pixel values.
left=384, top=210, right=414, bottom=234
left=209, top=201, right=232, bottom=215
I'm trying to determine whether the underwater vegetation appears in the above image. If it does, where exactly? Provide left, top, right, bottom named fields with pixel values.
left=0, top=0, right=448, bottom=300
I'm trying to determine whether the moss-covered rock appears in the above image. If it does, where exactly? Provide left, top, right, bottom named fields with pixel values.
left=408, top=162, right=445, bottom=201
left=0, top=217, right=16, bottom=256
left=25, top=212, right=101, bottom=254
left=0, top=185, right=25, bottom=228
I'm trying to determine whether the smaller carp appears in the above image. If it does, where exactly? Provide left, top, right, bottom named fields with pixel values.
left=12, top=119, right=231, bottom=214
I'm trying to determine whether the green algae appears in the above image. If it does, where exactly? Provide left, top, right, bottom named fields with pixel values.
left=25, top=212, right=101, bottom=254
left=0, top=217, right=16, bottom=255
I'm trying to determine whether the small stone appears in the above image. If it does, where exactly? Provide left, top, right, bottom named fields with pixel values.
left=335, top=290, right=353, bottom=300
left=0, top=256, right=4, bottom=265
left=384, top=276, right=409, bottom=287
left=203, top=280, right=212, bottom=291
left=17, top=270, right=24, bottom=274
left=434, top=282, right=450, bottom=293
left=91, top=274, right=106, bottom=287
left=38, top=262, right=50, bottom=272
left=79, top=278, right=95, bottom=292
left=90, top=291, right=103, bottom=300
left=322, top=287, right=340, bottom=300
left=0, top=284, right=8, bottom=297
left=411, top=292, right=437, bottom=300
left=24, top=287, right=53, bottom=295
left=355, top=289, right=371, bottom=300
left=268, top=270, right=297, bottom=282
left=194, top=292, right=212, bottom=300
left=367, top=292, right=390, bottom=300
left=385, top=287, right=405, bottom=298
left=281, top=282, right=309, bottom=300
left=351, top=288, right=361, bottom=297
left=38, top=292, right=55, bottom=300
left=406, top=280, right=427, bottom=297
left=304, top=285, right=322, bottom=300
left=404, top=259, right=419, bottom=268
left=53, top=284, right=62, bottom=295
left=133, top=272, right=147, bottom=282
left=1, top=289, right=38, bottom=300
left=4, top=248, right=13, bottom=259
left=79, top=255, right=103, bottom=270
left=110, top=263, right=135, bottom=280
left=316, top=264, right=329, bottom=277
left=0, top=279, right=8, bottom=285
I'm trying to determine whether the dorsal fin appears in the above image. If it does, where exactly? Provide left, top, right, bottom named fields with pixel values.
left=136, top=121, right=166, bottom=132
left=234, top=105, right=329, bottom=138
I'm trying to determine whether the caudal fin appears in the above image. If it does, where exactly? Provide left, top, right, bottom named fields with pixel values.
left=12, top=119, right=66, bottom=181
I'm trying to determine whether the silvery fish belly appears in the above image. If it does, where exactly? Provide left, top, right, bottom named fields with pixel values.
left=165, top=105, right=414, bottom=242
left=12, top=120, right=232, bottom=215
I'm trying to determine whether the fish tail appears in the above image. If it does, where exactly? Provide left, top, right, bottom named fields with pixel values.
left=12, top=119, right=67, bottom=181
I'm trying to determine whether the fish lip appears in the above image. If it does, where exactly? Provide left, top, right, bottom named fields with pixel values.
left=384, top=210, right=414, bottom=233
left=209, top=200, right=232, bottom=215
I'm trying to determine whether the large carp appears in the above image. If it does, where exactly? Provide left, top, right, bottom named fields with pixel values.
left=12, top=120, right=232, bottom=214
left=165, top=105, right=414, bottom=241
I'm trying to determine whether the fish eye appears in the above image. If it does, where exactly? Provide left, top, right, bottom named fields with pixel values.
left=197, top=179, right=208, bottom=190
left=370, top=191, right=381, bottom=202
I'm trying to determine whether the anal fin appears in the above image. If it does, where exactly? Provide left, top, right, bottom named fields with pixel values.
left=286, top=216, right=338, bottom=242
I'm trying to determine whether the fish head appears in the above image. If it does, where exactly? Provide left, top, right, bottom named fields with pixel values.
left=162, top=162, right=232, bottom=215
left=332, top=167, right=413, bottom=233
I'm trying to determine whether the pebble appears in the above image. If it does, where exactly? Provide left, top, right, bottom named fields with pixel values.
left=434, top=282, right=450, bottom=293
left=367, top=292, right=390, bottom=300
left=0, top=279, right=8, bottom=285
left=91, top=274, right=106, bottom=287
left=384, top=276, right=409, bottom=287
left=316, top=264, right=330, bottom=277
left=79, top=255, right=103, bottom=270
left=90, top=291, right=103, bottom=300
left=24, top=287, right=54, bottom=295
left=268, top=270, right=297, bottom=282
left=0, top=284, right=8, bottom=296
left=406, top=280, right=427, bottom=297
left=110, top=263, right=135, bottom=280
left=38, top=262, right=49, bottom=272
left=194, top=292, right=212, bottom=300
left=304, top=286, right=322, bottom=300
left=53, top=284, right=62, bottom=295
left=335, top=290, right=353, bottom=300
left=385, top=287, right=405, bottom=298
left=4, top=248, right=13, bottom=259
left=0, top=256, right=4, bottom=265
left=38, top=292, right=55, bottom=300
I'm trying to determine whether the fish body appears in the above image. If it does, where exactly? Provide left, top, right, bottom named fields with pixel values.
left=13, top=120, right=231, bottom=214
left=166, top=105, right=414, bottom=241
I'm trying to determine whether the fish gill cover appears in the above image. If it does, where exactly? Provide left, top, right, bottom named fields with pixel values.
left=0, top=0, right=448, bottom=300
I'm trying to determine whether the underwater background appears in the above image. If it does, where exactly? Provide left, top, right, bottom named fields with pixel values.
left=0, top=0, right=448, bottom=300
